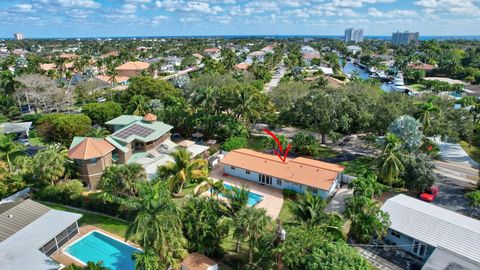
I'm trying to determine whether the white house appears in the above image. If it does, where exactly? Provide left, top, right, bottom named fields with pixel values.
left=381, top=194, right=480, bottom=270
left=220, top=149, right=345, bottom=198
left=347, top=45, right=362, bottom=54
left=246, top=51, right=266, bottom=64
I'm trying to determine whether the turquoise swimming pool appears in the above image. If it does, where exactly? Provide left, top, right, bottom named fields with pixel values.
left=65, top=231, right=140, bottom=270
left=214, top=184, right=264, bottom=206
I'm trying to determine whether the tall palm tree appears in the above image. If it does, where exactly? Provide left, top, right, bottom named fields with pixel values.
left=196, top=177, right=225, bottom=198
left=224, top=185, right=249, bottom=215
left=32, top=144, right=68, bottom=186
left=193, top=86, right=218, bottom=112
left=377, top=133, right=404, bottom=188
left=157, top=148, right=208, bottom=194
left=125, top=95, right=150, bottom=116
left=132, top=249, right=160, bottom=270
left=86, top=127, right=110, bottom=138
left=124, top=182, right=187, bottom=270
left=234, top=87, right=259, bottom=124
left=107, top=68, right=118, bottom=85
left=54, top=57, right=67, bottom=77
left=290, top=191, right=327, bottom=227
left=0, top=134, right=24, bottom=172
left=234, top=207, right=271, bottom=265
left=416, top=101, right=439, bottom=133
left=0, top=70, right=16, bottom=95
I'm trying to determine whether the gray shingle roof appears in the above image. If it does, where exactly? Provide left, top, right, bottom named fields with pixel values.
left=0, top=199, right=50, bottom=242
left=381, top=194, right=480, bottom=264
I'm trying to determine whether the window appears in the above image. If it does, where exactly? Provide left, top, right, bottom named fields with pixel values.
left=230, top=166, right=235, bottom=170
left=246, top=170, right=250, bottom=175
left=308, top=187, right=318, bottom=194
left=412, top=240, right=427, bottom=257
left=390, top=230, right=401, bottom=238
left=89, top=158, right=97, bottom=164
left=276, top=179, right=282, bottom=185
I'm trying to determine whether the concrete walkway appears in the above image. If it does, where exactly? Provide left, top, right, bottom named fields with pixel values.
left=434, top=138, right=480, bottom=169
left=326, top=186, right=353, bottom=213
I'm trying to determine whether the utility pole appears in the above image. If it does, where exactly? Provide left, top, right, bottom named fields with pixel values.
left=276, top=218, right=286, bottom=270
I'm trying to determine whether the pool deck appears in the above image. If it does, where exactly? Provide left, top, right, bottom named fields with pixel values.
left=51, top=225, right=140, bottom=268
left=209, top=165, right=284, bottom=219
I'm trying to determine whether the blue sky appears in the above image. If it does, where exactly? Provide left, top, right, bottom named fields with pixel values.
left=0, top=0, right=479, bottom=38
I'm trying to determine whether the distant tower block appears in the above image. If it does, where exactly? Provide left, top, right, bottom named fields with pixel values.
left=14, top=32, right=24, bottom=41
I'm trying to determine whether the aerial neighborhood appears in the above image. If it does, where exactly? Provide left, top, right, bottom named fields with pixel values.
left=1, top=1, right=480, bottom=270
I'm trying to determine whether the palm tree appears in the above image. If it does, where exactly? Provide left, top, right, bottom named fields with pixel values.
left=124, top=181, right=187, bottom=270
left=465, top=190, right=480, bottom=217
left=224, top=185, right=249, bottom=215
left=349, top=172, right=385, bottom=199
left=234, top=207, right=271, bottom=265
left=54, top=57, right=67, bottom=77
left=86, top=127, right=110, bottom=138
left=233, top=87, right=260, bottom=124
left=32, top=144, right=68, bottom=186
left=290, top=191, right=326, bottom=226
left=107, top=68, right=118, bottom=85
left=377, top=133, right=404, bottom=188
left=64, top=261, right=109, bottom=270
left=157, top=148, right=208, bottom=194
left=416, top=101, right=439, bottom=133
left=197, top=177, right=225, bottom=198
left=0, top=134, right=24, bottom=172
left=0, top=70, right=16, bottom=95
left=132, top=249, right=160, bottom=270
left=193, top=86, right=218, bottom=112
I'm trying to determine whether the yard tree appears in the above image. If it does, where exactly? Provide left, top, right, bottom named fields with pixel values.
left=292, top=132, right=320, bottom=156
left=37, top=113, right=92, bottom=145
left=399, top=153, right=437, bottom=192
left=0, top=95, right=20, bottom=120
left=415, top=101, right=439, bottom=134
left=125, top=76, right=181, bottom=101
left=234, top=206, right=271, bottom=265
left=345, top=196, right=391, bottom=244
left=98, top=163, right=146, bottom=199
left=182, top=197, right=229, bottom=257
left=157, top=148, right=208, bottom=194
left=82, top=101, right=123, bottom=126
left=276, top=226, right=371, bottom=270
left=388, top=115, right=423, bottom=152
left=15, top=74, right=69, bottom=113
left=31, top=144, right=68, bottom=186
left=377, top=133, right=405, bottom=188
left=349, top=172, right=385, bottom=199
left=0, top=134, right=24, bottom=172
left=124, top=181, right=187, bottom=269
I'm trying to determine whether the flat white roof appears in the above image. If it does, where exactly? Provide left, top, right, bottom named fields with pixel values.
left=0, top=209, right=81, bottom=270
left=381, top=194, right=480, bottom=264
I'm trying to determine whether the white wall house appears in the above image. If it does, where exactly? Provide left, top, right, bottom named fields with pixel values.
left=220, top=149, right=344, bottom=199
left=246, top=51, right=266, bottom=64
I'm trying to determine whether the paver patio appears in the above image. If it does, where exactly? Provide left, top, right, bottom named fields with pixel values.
left=210, top=165, right=284, bottom=219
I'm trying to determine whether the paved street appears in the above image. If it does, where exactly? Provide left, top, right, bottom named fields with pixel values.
left=264, top=63, right=286, bottom=92
left=432, top=139, right=479, bottom=217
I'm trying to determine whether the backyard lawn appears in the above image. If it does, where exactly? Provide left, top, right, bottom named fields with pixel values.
left=460, top=137, right=480, bottom=164
left=41, top=202, right=129, bottom=237
left=340, top=156, right=375, bottom=176
left=313, top=146, right=341, bottom=159
left=408, top=84, right=426, bottom=91
left=278, top=198, right=295, bottom=223
left=247, top=136, right=267, bottom=151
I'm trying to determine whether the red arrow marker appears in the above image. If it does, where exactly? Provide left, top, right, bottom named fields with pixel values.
left=263, top=129, right=291, bottom=163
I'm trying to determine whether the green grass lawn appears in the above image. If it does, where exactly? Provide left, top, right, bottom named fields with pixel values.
left=29, top=136, right=46, bottom=146
left=340, top=156, right=375, bottom=176
left=313, top=146, right=341, bottom=159
left=172, top=182, right=198, bottom=206
left=41, top=202, right=129, bottom=237
left=408, top=84, right=426, bottom=91
left=460, top=137, right=480, bottom=164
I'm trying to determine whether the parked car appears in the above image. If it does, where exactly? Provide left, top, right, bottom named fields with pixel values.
left=420, top=186, right=439, bottom=202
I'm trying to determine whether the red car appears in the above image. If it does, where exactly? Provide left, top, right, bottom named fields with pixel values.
left=420, top=186, right=439, bottom=202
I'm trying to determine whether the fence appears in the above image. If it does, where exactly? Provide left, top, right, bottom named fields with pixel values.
left=342, top=174, right=357, bottom=184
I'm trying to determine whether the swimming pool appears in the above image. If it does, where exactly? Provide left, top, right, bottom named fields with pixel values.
left=214, top=184, right=264, bottom=207
left=64, top=231, right=140, bottom=270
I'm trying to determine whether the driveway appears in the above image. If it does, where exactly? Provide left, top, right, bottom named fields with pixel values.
left=434, top=138, right=479, bottom=169
left=326, top=185, right=352, bottom=213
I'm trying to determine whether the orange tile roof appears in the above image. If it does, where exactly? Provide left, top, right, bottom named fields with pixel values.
left=220, top=149, right=344, bottom=190
left=181, top=253, right=217, bottom=270
left=235, top=63, right=250, bottom=70
left=40, top=63, right=56, bottom=71
left=143, top=113, right=157, bottom=122
left=115, top=61, right=150, bottom=71
left=68, top=138, right=115, bottom=160
left=408, top=63, right=436, bottom=71
left=101, top=51, right=119, bottom=58
left=203, top=48, right=220, bottom=53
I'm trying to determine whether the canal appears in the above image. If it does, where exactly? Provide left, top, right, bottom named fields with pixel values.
left=342, top=61, right=392, bottom=92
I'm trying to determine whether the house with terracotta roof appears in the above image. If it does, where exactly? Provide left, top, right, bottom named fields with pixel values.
left=59, top=53, right=78, bottom=60
left=408, top=62, right=437, bottom=72
left=67, top=137, right=115, bottom=188
left=203, top=48, right=221, bottom=58
left=235, top=62, right=250, bottom=72
left=115, top=61, right=150, bottom=78
left=302, top=53, right=321, bottom=66
left=220, top=149, right=345, bottom=198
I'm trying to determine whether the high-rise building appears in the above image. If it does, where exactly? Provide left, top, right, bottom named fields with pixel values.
left=13, top=32, right=24, bottom=40
left=344, top=28, right=364, bottom=43
left=392, top=31, right=419, bottom=46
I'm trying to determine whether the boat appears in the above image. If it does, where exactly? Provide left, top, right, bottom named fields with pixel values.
left=391, top=72, right=408, bottom=92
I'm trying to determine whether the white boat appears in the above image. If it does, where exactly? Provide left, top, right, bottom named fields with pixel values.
left=391, top=72, right=408, bottom=92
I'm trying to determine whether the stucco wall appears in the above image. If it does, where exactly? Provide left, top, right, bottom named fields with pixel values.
left=385, top=229, right=435, bottom=262
left=224, top=165, right=334, bottom=199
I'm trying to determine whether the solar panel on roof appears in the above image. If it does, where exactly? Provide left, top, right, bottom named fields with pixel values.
left=115, top=124, right=155, bottom=140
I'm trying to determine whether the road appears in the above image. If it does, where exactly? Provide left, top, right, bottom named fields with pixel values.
left=264, top=63, right=286, bottom=92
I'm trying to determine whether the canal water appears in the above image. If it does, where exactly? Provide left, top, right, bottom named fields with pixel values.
left=342, top=61, right=392, bottom=92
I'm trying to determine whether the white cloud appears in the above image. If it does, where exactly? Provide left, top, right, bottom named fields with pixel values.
left=152, top=15, right=169, bottom=24
left=37, top=0, right=102, bottom=9
left=14, top=4, right=34, bottom=12
left=415, top=0, right=480, bottom=15
left=368, top=7, right=417, bottom=18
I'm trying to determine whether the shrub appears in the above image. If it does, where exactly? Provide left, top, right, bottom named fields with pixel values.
left=222, top=136, right=248, bottom=151
left=35, top=180, right=84, bottom=207
left=37, top=113, right=92, bottom=145
left=292, top=132, right=319, bottom=156
left=282, top=189, right=299, bottom=199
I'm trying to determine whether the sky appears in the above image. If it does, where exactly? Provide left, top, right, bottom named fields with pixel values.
left=0, top=0, right=479, bottom=38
